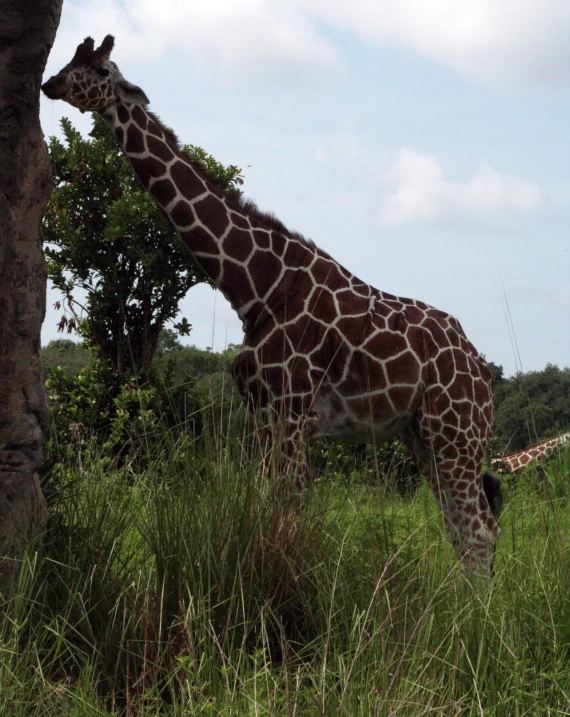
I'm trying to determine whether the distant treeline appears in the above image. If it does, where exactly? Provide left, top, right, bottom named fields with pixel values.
left=488, top=361, right=570, bottom=453
left=40, top=337, right=570, bottom=456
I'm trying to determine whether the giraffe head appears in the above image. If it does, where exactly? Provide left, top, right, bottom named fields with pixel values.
left=42, top=35, right=149, bottom=113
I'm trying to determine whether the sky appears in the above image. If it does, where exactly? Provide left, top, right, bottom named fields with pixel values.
left=40, top=0, right=570, bottom=377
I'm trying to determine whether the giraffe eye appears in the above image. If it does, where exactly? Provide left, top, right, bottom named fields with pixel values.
left=96, top=68, right=110, bottom=77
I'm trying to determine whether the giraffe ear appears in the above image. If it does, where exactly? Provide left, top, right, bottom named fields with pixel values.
left=116, top=78, right=150, bottom=106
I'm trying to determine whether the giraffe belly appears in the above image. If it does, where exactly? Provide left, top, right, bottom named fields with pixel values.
left=310, top=388, right=412, bottom=443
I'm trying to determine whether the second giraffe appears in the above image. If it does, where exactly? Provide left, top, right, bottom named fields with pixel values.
left=42, top=35, right=502, bottom=574
left=492, top=432, right=570, bottom=475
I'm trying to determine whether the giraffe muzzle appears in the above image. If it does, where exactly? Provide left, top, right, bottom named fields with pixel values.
left=41, top=76, right=68, bottom=100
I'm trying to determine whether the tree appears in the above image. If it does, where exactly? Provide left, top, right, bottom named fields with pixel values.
left=0, top=0, right=61, bottom=593
left=486, top=361, right=505, bottom=389
left=40, top=339, right=91, bottom=377
left=43, top=115, right=243, bottom=375
left=493, top=364, right=570, bottom=451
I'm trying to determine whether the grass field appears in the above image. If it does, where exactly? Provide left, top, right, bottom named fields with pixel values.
left=2, top=426, right=570, bottom=716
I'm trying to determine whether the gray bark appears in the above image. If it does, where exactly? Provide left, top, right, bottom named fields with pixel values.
left=0, top=0, right=62, bottom=594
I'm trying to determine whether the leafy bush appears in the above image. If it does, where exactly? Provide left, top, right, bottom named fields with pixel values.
left=43, top=116, right=243, bottom=374
left=43, top=357, right=201, bottom=482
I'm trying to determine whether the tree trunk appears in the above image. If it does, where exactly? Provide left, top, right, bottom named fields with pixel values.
left=0, top=0, right=62, bottom=594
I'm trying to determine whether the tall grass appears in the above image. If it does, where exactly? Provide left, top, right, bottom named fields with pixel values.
left=2, top=416, right=570, bottom=715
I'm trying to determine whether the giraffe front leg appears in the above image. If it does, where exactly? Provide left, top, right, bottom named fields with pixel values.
left=256, top=385, right=315, bottom=489
left=279, top=416, right=311, bottom=489
left=243, top=368, right=314, bottom=489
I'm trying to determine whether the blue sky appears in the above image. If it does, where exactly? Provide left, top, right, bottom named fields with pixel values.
left=40, top=0, right=570, bottom=377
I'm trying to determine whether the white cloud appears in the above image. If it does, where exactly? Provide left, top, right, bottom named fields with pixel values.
left=298, top=0, right=570, bottom=88
left=47, top=0, right=570, bottom=90
left=379, top=148, right=544, bottom=228
left=49, top=0, right=339, bottom=87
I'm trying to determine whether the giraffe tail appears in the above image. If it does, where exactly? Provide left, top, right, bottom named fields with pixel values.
left=480, top=415, right=503, bottom=519
left=482, top=470, right=503, bottom=519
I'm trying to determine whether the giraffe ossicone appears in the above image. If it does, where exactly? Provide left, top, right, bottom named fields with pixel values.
left=42, top=34, right=501, bottom=574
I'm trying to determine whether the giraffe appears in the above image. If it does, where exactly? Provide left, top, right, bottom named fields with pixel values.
left=491, top=432, right=570, bottom=475
left=42, top=35, right=502, bottom=574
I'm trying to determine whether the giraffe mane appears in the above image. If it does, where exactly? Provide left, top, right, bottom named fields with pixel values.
left=146, top=110, right=180, bottom=151
left=145, top=110, right=318, bottom=252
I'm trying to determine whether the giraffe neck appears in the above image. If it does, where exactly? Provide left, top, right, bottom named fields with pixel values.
left=100, top=100, right=318, bottom=332
left=493, top=432, right=570, bottom=473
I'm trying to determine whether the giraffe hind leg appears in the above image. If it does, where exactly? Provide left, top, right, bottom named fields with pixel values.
left=399, top=422, right=500, bottom=575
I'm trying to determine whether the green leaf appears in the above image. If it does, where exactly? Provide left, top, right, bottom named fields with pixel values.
left=42, top=115, right=241, bottom=376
